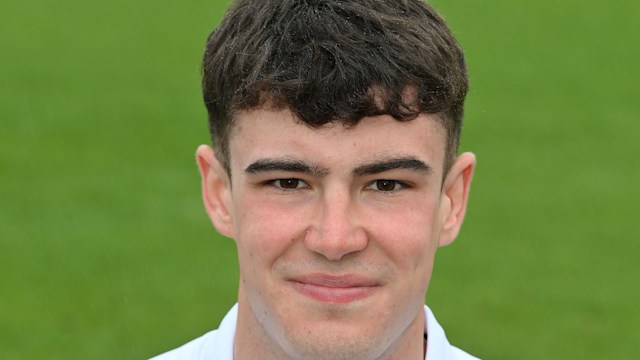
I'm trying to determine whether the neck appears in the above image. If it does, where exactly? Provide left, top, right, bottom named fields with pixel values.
left=233, top=286, right=427, bottom=360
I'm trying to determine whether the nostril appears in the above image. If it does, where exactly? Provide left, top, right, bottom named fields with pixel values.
left=303, top=221, right=368, bottom=261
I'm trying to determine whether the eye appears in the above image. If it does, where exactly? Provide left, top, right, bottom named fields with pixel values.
left=272, top=178, right=308, bottom=190
left=366, top=180, right=404, bottom=192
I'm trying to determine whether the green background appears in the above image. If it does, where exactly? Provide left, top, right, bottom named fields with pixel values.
left=1, top=0, right=638, bottom=358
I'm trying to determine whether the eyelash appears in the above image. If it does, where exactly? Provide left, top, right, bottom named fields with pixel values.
left=266, top=178, right=408, bottom=194
left=268, top=178, right=309, bottom=190
left=365, top=180, right=407, bottom=193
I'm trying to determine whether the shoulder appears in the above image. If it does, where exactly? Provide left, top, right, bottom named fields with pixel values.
left=424, top=305, right=480, bottom=360
left=149, top=330, right=221, bottom=360
left=148, top=304, right=238, bottom=360
left=450, top=346, right=481, bottom=360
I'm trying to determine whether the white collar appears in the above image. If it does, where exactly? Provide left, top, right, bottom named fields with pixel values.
left=207, top=303, right=462, bottom=360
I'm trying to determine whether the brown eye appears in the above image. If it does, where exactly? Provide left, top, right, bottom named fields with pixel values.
left=274, top=178, right=305, bottom=189
left=367, top=180, right=403, bottom=192
left=376, top=180, right=396, bottom=191
left=282, top=179, right=299, bottom=188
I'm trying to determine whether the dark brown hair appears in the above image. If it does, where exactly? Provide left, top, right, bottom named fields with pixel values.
left=203, top=0, right=468, bottom=174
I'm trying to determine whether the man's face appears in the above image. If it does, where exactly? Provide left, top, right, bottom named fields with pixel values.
left=199, top=109, right=473, bottom=359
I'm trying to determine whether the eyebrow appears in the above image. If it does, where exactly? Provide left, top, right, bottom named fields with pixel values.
left=244, top=158, right=329, bottom=177
left=244, top=156, right=431, bottom=178
left=352, top=157, right=432, bottom=177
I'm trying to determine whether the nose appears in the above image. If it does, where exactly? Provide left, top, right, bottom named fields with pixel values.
left=303, top=191, right=368, bottom=261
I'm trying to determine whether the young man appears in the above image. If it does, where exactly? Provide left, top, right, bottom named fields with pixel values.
left=153, top=0, right=478, bottom=359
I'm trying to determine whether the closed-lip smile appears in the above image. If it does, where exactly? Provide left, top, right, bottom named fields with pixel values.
left=290, top=274, right=380, bottom=304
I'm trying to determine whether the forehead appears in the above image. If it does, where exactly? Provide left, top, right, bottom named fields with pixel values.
left=228, top=109, right=447, bottom=173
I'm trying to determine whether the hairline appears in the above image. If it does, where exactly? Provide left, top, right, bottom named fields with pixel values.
left=214, top=107, right=457, bottom=183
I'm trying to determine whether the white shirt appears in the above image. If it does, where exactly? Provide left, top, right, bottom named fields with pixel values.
left=151, top=304, right=479, bottom=360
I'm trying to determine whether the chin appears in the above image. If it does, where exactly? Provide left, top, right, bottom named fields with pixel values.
left=282, top=328, right=386, bottom=360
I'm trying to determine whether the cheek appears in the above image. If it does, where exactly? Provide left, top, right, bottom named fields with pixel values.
left=368, top=201, right=441, bottom=268
left=233, top=194, right=309, bottom=269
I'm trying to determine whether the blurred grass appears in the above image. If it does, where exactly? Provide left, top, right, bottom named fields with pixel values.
left=1, top=0, right=638, bottom=358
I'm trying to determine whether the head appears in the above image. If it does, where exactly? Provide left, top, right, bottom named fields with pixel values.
left=198, top=1, right=474, bottom=359
left=202, top=0, right=468, bottom=177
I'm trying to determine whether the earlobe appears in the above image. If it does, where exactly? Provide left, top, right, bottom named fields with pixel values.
left=438, top=152, right=476, bottom=247
left=196, top=145, right=234, bottom=238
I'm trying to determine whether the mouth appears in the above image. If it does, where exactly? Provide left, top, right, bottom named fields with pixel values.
left=290, top=274, right=380, bottom=304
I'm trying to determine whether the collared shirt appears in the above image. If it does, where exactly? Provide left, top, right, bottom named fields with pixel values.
left=150, top=304, right=479, bottom=360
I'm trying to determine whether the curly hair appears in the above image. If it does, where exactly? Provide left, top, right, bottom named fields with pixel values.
left=202, top=0, right=468, bottom=174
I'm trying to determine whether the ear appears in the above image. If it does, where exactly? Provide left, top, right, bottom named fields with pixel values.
left=196, top=145, right=234, bottom=238
left=437, top=152, right=476, bottom=247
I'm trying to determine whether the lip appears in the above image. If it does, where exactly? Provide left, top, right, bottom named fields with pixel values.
left=290, top=274, right=380, bottom=304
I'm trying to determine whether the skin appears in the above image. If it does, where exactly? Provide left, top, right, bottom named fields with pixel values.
left=197, top=109, right=475, bottom=360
